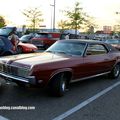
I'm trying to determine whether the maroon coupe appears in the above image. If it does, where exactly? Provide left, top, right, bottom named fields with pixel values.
left=0, top=39, right=120, bottom=96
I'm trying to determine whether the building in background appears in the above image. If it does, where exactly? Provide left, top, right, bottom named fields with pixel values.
left=103, top=26, right=112, bottom=34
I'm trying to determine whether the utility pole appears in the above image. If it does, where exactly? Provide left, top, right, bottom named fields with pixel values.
left=50, top=4, right=54, bottom=30
left=53, top=0, right=56, bottom=31
left=50, top=0, right=56, bottom=32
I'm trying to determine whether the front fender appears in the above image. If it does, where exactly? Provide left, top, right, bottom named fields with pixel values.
left=49, top=68, right=73, bottom=81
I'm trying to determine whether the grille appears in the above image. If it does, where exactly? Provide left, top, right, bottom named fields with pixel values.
left=0, top=63, right=18, bottom=76
left=0, top=63, right=30, bottom=77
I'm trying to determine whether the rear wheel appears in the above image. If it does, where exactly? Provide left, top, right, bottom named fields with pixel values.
left=49, top=73, right=68, bottom=97
left=109, top=64, right=120, bottom=78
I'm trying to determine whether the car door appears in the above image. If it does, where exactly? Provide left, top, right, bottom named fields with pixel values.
left=0, top=38, right=5, bottom=55
left=82, top=43, right=115, bottom=77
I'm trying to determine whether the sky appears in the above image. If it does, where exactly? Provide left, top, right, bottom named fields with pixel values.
left=0, top=0, right=120, bottom=29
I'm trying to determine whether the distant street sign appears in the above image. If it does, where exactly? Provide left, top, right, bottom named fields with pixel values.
left=39, top=25, right=46, bottom=27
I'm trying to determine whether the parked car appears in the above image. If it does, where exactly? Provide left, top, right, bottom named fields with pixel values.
left=31, top=32, right=61, bottom=49
left=0, top=36, right=15, bottom=56
left=17, top=41, right=38, bottom=54
left=0, top=26, right=21, bottom=38
left=0, top=39, right=120, bottom=96
left=103, top=39, right=120, bottom=50
left=0, top=35, right=38, bottom=56
left=0, top=27, right=38, bottom=54
left=19, top=34, right=37, bottom=43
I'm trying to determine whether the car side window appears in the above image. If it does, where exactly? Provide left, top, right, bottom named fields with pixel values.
left=86, top=44, right=108, bottom=55
left=0, top=38, right=5, bottom=47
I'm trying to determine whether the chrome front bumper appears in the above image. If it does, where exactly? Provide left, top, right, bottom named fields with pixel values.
left=0, top=72, right=36, bottom=85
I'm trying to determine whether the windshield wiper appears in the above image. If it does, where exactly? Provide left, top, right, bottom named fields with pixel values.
left=46, top=50, right=53, bottom=53
left=54, top=51, right=68, bottom=55
left=46, top=50, right=68, bottom=55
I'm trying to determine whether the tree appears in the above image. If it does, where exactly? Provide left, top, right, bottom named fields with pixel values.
left=58, top=2, right=97, bottom=34
left=0, top=16, right=6, bottom=28
left=57, top=20, right=69, bottom=30
left=22, top=7, right=43, bottom=31
left=83, top=16, right=98, bottom=33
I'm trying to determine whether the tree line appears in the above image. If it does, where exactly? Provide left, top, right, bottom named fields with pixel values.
left=0, top=1, right=98, bottom=33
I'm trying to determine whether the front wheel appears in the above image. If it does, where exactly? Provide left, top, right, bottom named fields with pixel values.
left=109, top=64, right=120, bottom=79
left=49, top=73, right=68, bottom=97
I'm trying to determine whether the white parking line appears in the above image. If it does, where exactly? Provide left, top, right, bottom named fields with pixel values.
left=0, top=116, right=9, bottom=120
left=53, top=81, right=120, bottom=120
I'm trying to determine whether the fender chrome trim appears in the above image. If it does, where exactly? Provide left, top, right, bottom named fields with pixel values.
left=71, top=71, right=111, bottom=83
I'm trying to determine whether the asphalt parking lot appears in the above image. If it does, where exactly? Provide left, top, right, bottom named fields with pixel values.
left=0, top=75, right=120, bottom=120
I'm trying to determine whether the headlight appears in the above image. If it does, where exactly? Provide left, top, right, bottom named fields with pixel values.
left=17, top=68, right=30, bottom=77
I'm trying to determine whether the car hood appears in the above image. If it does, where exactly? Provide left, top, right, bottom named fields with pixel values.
left=111, top=44, right=120, bottom=48
left=0, top=52, right=70, bottom=68
left=18, top=42, right=38, bottom=48
left=112, top=44, right=120, bottom=47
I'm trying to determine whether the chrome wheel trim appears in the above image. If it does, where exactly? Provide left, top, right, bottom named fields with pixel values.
left=114, top=65, right=120, bottom=77
left=61, top=81, right=66, bottom=92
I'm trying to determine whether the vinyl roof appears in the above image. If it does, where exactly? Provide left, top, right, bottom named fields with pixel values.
left=59, top=39, right=104, bottom=44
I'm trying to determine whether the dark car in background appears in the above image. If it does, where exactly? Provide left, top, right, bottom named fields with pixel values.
left=103, top=39, right=120, bottom=50
left=0, top=26, right=21, bottom=37
left=0, top=36, right=15, bottom=56
left=20, top=33, right=37, bottom=43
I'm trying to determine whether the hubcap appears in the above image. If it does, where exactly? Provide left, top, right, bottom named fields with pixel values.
left=62, top=81, right=66, bottom=91
left=114, top=65, right=120, bottom=77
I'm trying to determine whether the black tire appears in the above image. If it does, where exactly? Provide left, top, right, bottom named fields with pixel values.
left=44, top=44, right=49, bottom=50
left=50, top=73, right=68, bottom=97
left=3, top=51, right=13, bottom=56
left=15, top=81, right=26, bottom=88
left=17, top=46, right=23, bottom=54
left=109, top=64, right=120, bottom=79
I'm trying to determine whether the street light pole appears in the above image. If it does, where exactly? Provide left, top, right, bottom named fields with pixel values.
left=53, top=0, right=56, bottom=31
left=50, top=4, right=54, bottom=30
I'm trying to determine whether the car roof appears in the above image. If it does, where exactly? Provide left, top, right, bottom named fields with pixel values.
left=59, top=39, right=105, bottom=44
left=0, top=36, right=7, bottom=40
left=0, top=36, right=13, bottom=48
left=58, top=39, right=118, bottom=52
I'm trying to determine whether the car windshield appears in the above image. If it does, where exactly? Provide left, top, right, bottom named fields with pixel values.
left=105, top=40, right=120, bottom=44
left=0, top=28, right=12, bottom=36
left=20, top=35, right=32, bottom=41
left=46, top=41, right=86, bottom=56
left=35, top=33, right=52, bottom=38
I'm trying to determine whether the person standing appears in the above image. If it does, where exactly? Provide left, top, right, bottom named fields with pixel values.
left=65, top=33, right=70, bottom=40
left=8, top=27, right=19, bottom=52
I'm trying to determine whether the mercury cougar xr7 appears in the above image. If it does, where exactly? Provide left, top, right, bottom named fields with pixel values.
left=0, top=39, right=120, bottom=96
